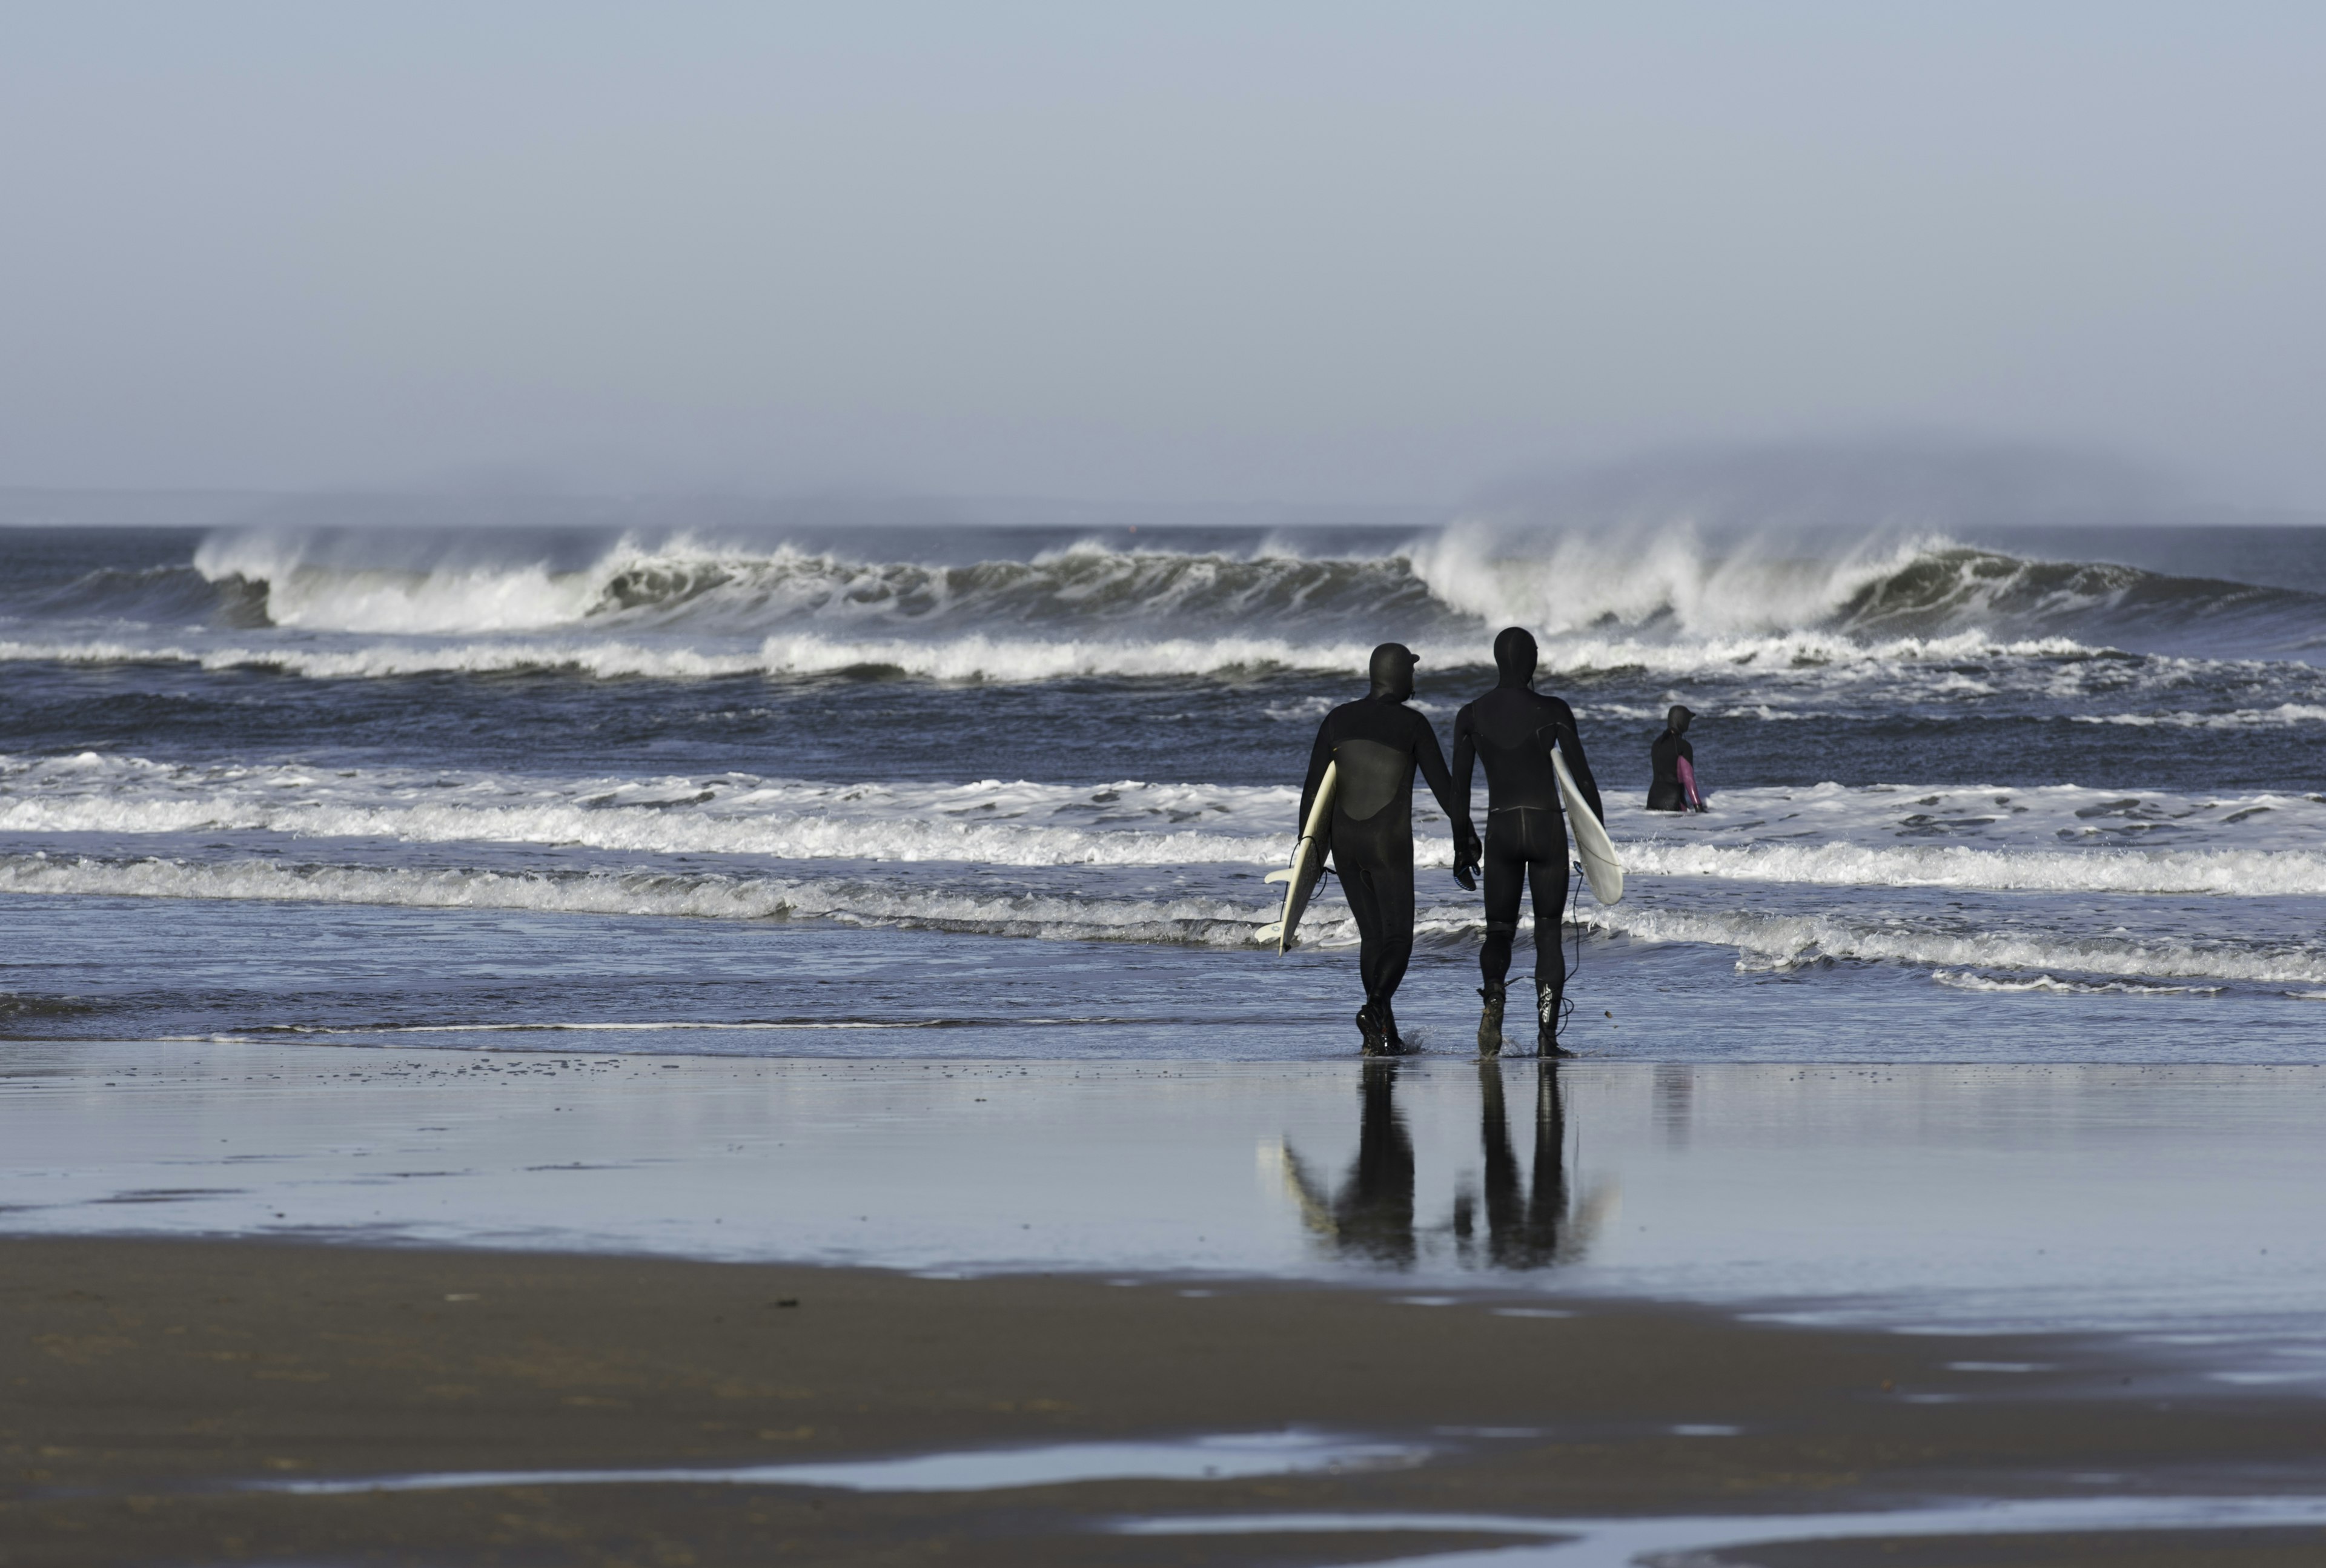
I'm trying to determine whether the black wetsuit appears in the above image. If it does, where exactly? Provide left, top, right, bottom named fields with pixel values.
left=1648, top=730, right=1696, bottom=812
left=1299, top=688, right=1466, bottom=1011
left=1451, top=663, right=1603, bottom=1005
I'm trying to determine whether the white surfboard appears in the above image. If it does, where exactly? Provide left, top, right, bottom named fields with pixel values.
left=1256, top=761, right=1336, bottom=952
left=1552, top=745, right=1623, bottom=904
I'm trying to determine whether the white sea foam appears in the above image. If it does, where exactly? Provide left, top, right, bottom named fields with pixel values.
left=0, top=633, right=1391, bottom=681
left=11, top=845, right=2321, bottom=987
left=0, top=637, right=774, bottom=680
left=1626, top=841, right=2326, bottom=897
left=1617, top=779, right=2326, bottom=870
left=2071, top=704, right=2326, bottom=728
left=1577, top=904, right=2326, bottom=987
left=0, top=626, right=2227, bottom=705
left=13, top=758, right=2326, bottom=896
left=1929, top=970, right=2222, bottom=997
left=0, top=853, right=1282, bottom=945
left=0, top=755, right=1299, bottom=866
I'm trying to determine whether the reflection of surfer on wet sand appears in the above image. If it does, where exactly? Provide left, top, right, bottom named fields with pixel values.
left=1271, top=1059, right=1613, bottom=1272
left=1462, top=1059, right=1576, bottom=1270
left=1273, top=1060, right=1417, bottom=1266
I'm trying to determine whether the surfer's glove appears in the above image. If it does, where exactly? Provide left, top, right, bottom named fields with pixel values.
left=1453, top=821, right=1482, bottom=890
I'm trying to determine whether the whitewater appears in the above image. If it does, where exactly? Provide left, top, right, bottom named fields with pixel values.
left=5, top=517, right=2326, bottom=1058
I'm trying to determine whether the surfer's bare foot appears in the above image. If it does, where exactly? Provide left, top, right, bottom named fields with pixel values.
left=1476, top=982, right=1506, bottom=1056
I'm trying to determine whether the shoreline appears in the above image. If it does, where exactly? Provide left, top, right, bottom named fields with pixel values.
left=6, top=1237, right=2323, bottom=1566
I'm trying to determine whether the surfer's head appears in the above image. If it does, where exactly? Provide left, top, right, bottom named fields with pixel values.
left=1668, top=704, right=1694, bottom=735
left=1368, top=642, right=1418, bottom=702
left=1492, top=626, right=1537, bottom=689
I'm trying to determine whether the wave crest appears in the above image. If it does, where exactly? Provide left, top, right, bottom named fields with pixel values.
left=0, top=523, right=2291, bottom=683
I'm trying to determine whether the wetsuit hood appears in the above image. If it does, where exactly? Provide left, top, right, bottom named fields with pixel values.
left=1493, top=627, right=1537, bottom=689
left=1368, top=643, right=1419, bottom=702
left=1667, top=704, right=1694, bottom=735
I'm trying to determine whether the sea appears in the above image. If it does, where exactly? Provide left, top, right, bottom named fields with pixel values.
left=5, top=512, right=2326, bottom=1064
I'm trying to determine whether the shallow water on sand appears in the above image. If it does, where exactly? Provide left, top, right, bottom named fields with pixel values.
left=6, top=1048, right=2322, bottom=1383
left=8, top=894, right=2326, bottom=1064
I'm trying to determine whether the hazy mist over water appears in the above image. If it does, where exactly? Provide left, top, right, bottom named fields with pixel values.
left=4, top=3, right=2324, bottom=509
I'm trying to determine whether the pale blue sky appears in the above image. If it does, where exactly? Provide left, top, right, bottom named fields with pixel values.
left=3, top=3, right=2319, bottom=507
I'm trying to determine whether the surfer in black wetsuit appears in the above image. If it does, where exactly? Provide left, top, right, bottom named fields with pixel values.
left=1451, top=627, right=1603, bottom=1057
left=1647, top=706, right=1707, bottom=812
left=1298, top=643, right=1476, bottom=1054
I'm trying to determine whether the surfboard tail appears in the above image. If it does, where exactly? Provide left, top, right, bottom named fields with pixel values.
left=1551, top=744, right=1625, bottom=905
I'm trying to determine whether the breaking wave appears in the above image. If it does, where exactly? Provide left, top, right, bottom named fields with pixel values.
left=7, top=524, right=2314, bottom=684
left=184, top=532, right=1453, bottom=640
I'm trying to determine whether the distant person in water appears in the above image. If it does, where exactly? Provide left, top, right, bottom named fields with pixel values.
left=1647, top=706, right=1708, bottom=812
left=1450, top=627, right=1603, bottom=1057
left=1298, top=643, right=1475, bottom=1054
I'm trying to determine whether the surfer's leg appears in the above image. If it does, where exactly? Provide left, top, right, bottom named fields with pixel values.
left=1340, top=858, right=1383, bottom=985
left=1351, top=855, right=1414, bottom=1050
left=1478, top=819, right=1525, bottom=1054
left=1528, top=818, right=1575, bottom=1057
left=1337, top=812, right=1414, bottom=1051
left=1479, top=827, right=1523, bottom=987
left=1370, top=865, right=1414, bottom=1007
left=1528, top=852, right=1570, bottom=1010
left=1338, top=853, right=1393, bottom=1052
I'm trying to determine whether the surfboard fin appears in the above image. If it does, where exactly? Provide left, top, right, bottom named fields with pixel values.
left=1263, top=868, right=1294, bottom=885
left=1253, top=922, right=1286, bottom=945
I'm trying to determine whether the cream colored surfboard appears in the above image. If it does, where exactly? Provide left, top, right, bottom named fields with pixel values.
left=1256, top=761, right=1336, bottom=952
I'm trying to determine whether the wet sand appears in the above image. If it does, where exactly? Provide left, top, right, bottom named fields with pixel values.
left=13, top=1050, right=2326, bottom=1369
left=5, top=1237, right=2322, bottom=1566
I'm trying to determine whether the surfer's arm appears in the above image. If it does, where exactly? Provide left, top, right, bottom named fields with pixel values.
left=1412, top=715, right=1472, bottom=843
left=1297, top=716, right=1336, bottom=832
left=1447, top=707, right=1482, bottom=879
left=1450, top=704, right=1477, bottom=802
left=1550, top=701, right=1606, bottom=825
